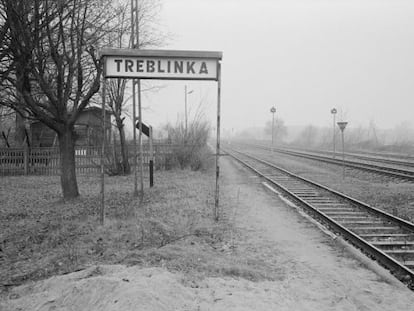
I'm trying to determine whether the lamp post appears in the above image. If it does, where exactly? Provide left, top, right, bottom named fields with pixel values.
left=337, top=121, right=348, bottom=179
left=184, top=85, right=193, bottom=137
left=331, top=108, right=337, bottom=158
left=270, top=106, right=276, bottom=153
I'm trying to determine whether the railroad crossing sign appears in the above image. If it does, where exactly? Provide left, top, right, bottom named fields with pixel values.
left=337, top=121, right=348, bottom=132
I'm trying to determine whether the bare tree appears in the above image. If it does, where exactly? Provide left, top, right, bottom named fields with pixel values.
left=293, top=125, right=319, bottom=148
left=105, top=0, right=165, bottom=175
left=0, top=0, right=121, bottom=198
left=346, top=125, right=366, bottom=147
left=104, top=3, right=131, bottom=174
left=368, top=119, right=380, bottom=146
left=0, top=105, right=14, bottom=147
left=391, top=121, right=413, bottom=145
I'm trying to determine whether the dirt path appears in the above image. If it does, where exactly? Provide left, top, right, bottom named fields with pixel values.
left=213, top=157, right=414, bottom=310
left=2, top=157, right=414, bottom=310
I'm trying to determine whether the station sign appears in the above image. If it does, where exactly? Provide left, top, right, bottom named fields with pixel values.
left=100, top=49, right=222, bottom=81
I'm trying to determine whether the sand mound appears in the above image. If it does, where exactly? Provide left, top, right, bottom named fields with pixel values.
left=1, top=265, right=196, bottom=311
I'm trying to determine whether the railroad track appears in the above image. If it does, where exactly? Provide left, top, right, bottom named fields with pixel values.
left=225, top=147, right=414, bottom=288
left=236, top=143, right=414, bottom=182
left=292, top=148, right=414, bottom=169
left=330, top=149, right=414, bottom=163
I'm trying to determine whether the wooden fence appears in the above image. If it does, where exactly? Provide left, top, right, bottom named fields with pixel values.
left=0, top=143, right=178, bottom=176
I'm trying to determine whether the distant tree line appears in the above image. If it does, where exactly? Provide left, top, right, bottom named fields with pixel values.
left=229, top=117, right=414, bottom=154
left=292, top=121, right=414, bottom=153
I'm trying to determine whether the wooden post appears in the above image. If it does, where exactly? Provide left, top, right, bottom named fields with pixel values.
left=23, top=145, right=29, bottom=175
left=149, top=126, right=154, bottom=187
left=131, top=0, right=138, bottom=197
left=137, top=80, right=144, bottom=201
left=133, top=0, right=144, bottom=202
left=132, top=80, right=138, bottom=196
left=333, top=112, right=336, bottom=159
left=341, top=130, right=345, bottom=179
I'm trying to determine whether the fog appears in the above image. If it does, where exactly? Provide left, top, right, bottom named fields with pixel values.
left=122, top=0, right=414, bottom=145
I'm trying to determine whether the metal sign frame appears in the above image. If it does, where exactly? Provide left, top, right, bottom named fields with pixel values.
left=99, top=48, right=223, bottom=222
left=100, top=48, right=222, bottom=80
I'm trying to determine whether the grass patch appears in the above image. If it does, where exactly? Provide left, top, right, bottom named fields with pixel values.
left=0, top=167, right=279, bottom=296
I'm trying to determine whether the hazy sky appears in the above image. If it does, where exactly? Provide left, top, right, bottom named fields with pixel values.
left=136, top=0, right=414, bottom=134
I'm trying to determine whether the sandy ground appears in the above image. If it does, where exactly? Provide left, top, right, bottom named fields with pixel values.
left=2, top=157, right=414, bottom=310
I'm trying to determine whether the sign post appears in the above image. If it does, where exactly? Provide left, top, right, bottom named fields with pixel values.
left=100, top=49, right=223, bottom=220
left=270, top=106, right=276, bottom=153
left=100, top=78, right=106, bottom=225
left=136, top=121, right=154, bottom=188
left=215, top=63, right=221, bottom=221
left=149, top=126, right=154, bottom=188
left=337, top=121, right=348, bottom=179
left=331, top=108, right=337, bottom=158
left=130, top=0, right=140, bottom=199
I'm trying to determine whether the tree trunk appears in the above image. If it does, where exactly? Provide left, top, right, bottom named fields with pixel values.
left=58, top=128, right=79, bottom=199
left=117, top=119, right=130, bottom=174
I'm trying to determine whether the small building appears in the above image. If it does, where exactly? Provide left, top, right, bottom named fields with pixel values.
left=30, top=107, right=112, bottom=147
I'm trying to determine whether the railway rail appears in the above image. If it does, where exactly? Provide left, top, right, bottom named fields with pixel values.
left=291, top=148, right=414, bottom=169
left=327, top=149, right=414, bottom=162
left=225, top=147, right=414, bottom=288
left=236, top=143, right=414, bottom=182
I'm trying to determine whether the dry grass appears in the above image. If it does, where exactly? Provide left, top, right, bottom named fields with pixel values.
left=0, top=166, right=277, bottom=297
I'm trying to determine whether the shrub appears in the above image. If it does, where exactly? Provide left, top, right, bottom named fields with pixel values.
left=164, top=118, right=211, bottom=171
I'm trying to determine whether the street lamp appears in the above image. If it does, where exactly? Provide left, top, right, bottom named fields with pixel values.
left=184, top=85, right=193, bottom=136
left=331, top=108, right=337, bottom=158
left=337, top=121, right=348, bottom=179
left=270, top=106, right=276, bottom=153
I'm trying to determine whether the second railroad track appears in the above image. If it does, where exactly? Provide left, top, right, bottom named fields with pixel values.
left=237, top=143, right=414, bottom=182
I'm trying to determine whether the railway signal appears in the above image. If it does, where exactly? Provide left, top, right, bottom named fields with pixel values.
left=331, top=108, right=337, bottom=158
left=270, top=106, right=276, bottom=153
left=337, top=121, right=348, bottom=179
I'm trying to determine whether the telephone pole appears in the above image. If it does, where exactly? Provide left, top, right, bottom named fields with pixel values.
left=131, top=0, right=144, bottom=201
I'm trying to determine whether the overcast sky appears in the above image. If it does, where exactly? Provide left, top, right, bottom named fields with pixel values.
left=136, top=0, right=414, bottom=134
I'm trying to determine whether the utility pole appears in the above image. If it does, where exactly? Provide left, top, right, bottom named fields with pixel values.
left=131, top=0, right=144, bottom=202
